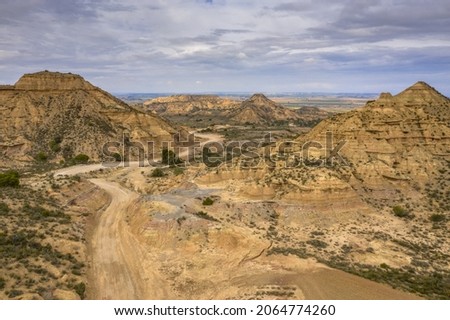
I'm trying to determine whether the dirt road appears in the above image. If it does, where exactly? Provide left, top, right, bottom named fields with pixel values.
left=87, top=179, right=144, bottom=299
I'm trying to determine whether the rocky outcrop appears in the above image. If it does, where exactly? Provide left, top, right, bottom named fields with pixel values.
left=230, top=94, right=301, bottom=124
left=0, top=71, right=183, bottom=165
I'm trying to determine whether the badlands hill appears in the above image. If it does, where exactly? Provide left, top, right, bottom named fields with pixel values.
left=230, top=94, right=302, bottom=125
left=295, top=81, right=449, bottom=203
left=0, top=71, right=181, bottom=165
left=145, top=93, right=311, bottom=125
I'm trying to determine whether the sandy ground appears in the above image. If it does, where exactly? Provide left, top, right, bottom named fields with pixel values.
left=87, top=179, right=169, bottom=299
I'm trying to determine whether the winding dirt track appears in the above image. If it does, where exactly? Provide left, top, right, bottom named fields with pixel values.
left=88, top=179, right=143, bottom=299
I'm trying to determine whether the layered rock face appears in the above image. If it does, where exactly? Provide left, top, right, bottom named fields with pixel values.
left=0, top=71, right=181, bottom=165
left=291, top=81, right=449, bottom=207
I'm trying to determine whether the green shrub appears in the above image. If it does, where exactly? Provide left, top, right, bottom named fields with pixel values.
left=392, top=205, right=410, bottom=218
left=73, top=154, right=89, bottom=164
left=112, top=152, right=122, bottom=162
left=35, top=151, right=48, bottom=162
left=430, top=214, right=446, bottom=223
left=0, top=277, right=5, bottom=290
left=202, top=197, right=214, bottom=206
left=22, top=204, right=70, bottom=221
left=173, top=167, right=184, bottom=176
left=151, top=168, right=165, bottom=177
left=49, top=140, right=61, bottom=153
left=0, top=170, right=20, bottom=188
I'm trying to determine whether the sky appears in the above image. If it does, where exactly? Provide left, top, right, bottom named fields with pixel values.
left=0, top=0, right=449, bottom=94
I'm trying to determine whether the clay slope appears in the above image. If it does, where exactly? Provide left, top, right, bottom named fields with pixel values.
left=230, top=94, right=301, bottom=124
left=0, top=71, right=180, bottom=165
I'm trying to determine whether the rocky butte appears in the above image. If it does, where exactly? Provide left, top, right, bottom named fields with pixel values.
left=0, top=71, right=181, bottom=166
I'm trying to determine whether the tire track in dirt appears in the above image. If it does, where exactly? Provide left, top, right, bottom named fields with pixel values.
left=87, top=179, right=168, bottom=299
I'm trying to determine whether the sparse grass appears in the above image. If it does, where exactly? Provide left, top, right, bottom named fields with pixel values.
left=0, top=177, right=87, bottom=299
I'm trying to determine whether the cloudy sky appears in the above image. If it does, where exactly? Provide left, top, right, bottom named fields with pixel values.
left=1, top=0, right=449, bottom=94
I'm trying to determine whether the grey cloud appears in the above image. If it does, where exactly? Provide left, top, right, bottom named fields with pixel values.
left=0, top=0, right=449, bottom=93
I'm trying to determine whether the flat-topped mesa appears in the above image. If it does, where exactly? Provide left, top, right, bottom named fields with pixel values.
left=14, top=71, right=96, bottom=91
